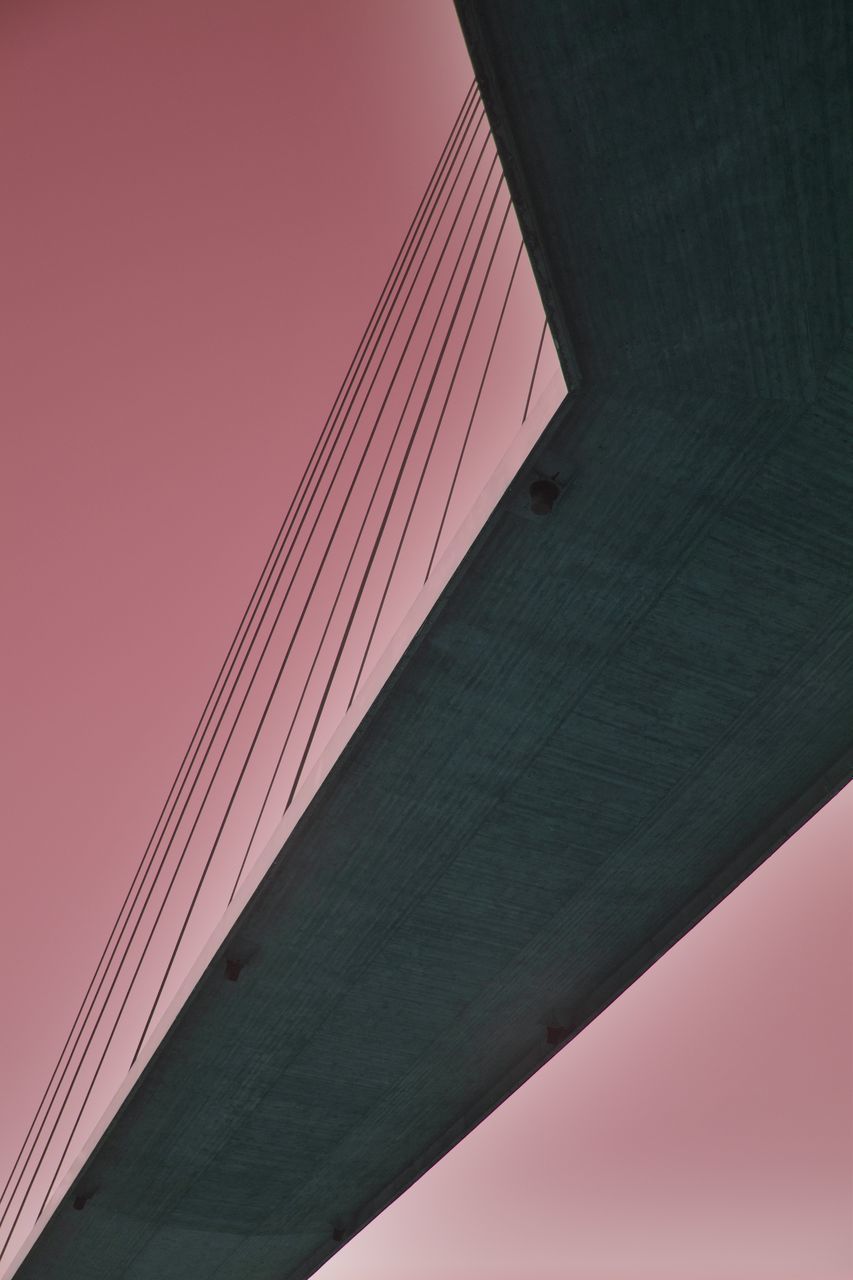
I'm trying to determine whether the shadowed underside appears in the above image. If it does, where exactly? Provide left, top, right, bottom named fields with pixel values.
left=14, top=3, right=852, bottom=1277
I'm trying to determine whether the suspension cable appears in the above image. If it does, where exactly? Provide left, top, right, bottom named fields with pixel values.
left=285, top=174, right=507, bottom=811
left=422, top=240, right=524, bottom=586
left=0, top=86, right=482, bottom=1255
left=347, top=206, right=517, bottom=709
left=129, top=151, right=503, bottom=1074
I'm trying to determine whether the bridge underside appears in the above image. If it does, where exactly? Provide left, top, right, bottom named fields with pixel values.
left=17, top=3, right=852, bottom=1278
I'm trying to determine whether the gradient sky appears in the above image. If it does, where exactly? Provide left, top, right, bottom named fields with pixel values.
left=1, top=2, right=850, bottom=1278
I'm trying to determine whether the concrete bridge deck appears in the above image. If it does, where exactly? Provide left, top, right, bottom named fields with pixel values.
left=13, top=2, right=852, bottom=1277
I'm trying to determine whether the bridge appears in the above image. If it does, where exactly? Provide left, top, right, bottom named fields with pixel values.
left=6, top=3, right=852, bottom=1278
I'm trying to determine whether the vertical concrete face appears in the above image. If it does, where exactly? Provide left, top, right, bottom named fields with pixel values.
left=11, top=4, right=853, bottom=1279
left=456, top=0, right=853, bottom=402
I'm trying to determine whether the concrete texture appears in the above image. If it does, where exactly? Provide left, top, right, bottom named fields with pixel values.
left=14, top=2, right=853, bottom=1277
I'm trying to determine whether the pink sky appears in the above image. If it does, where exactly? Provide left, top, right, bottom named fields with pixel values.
left=1, top=2, right=850, bottom=1277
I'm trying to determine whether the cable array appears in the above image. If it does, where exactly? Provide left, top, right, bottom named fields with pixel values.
left=1, top=82, right=557, bottom=1263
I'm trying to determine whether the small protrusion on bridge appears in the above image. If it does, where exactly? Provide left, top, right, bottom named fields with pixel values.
left=529, top=476, right=560, bottom=515
left=71, top=1190, right=93, bottom=1212
left=224, top=956, right=243, bottom=983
